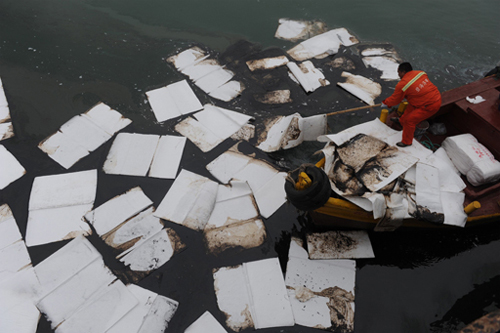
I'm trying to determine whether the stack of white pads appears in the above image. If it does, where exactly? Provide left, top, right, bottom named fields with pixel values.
left=442, top=134, right=500, bottom=186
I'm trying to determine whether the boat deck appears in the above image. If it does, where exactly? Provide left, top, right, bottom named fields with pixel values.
left=395, top=77, right=500, bottom=222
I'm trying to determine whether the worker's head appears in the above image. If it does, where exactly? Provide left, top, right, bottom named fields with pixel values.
left=398, top=62, right=413, bottom=79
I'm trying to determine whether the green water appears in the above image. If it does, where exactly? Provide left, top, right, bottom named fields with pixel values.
left=1, top=1, right=499, bottom=332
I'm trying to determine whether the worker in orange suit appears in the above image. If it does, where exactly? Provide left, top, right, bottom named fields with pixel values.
left=380, top=62, right=442, bottom=147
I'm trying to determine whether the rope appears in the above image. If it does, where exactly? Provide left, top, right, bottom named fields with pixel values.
left=285, top=163, right=317, bottom=186
left=419, top=134, right=440, bottom=151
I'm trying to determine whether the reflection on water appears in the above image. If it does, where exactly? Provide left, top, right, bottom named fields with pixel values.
left=1, top=0, right=499, bottom=332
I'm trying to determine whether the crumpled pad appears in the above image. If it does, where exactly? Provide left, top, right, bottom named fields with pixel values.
left=337, top=72, right=381, bottom=105
left=287, top=28, right=358, bottom=61
left=257, top=113, right=327, bottom=152
left=319, top=119, right=469, bottom=227
left=465, top=95, right=486, bottom=104
left=287, top=61, right=330, bottom=93
left=274, top=19, right=327, bottom=42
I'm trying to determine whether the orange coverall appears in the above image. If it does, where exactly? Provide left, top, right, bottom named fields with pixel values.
left=383, top=70, right=442, bottom=145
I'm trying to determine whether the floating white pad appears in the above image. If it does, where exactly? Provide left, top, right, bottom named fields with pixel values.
left=119, top=229, right=180, bottom=272
left=213, top=258, right=294, bottom=331
left=103, top=133, right=186, bottom=179
left=0, top=77, right=14, bottom=141
left=54, top=280, right=138, bottom=333
left=175, top=104, right=253, bottom=152
left=0, top=241, right=32, bottom=282
left=204, top=181, right=266, bottom=253
left=0, top=205, right=32, bottom=295
left=337, top=71, right=382, bottom=105
left=0, top=122, right=14, bottom=141
left=287, top=28, right=359, bottom=61
left=0, top=205, right=22, bottom=252
left=84, top=186, right=153, bottom=236
left=207, top=145, right=287, bottom=218
left=307, top=230, right=375, bottom=259
left=136, top=294, right=179, bottom=333
left=146, top=80, right=203, bottom=122
left=87, top=194, right=184, bottom=273
left=194, top=67, right=234, bottom=94
left=175, top=117, right=223, bottom=153
left=205, top=182, right=258, bottom=230
left=37, top=258, right=117, bottom=328
left=34, top=236, right=101, bottom=295
left=155, top=169, right=218, bottom=230
left=149, top=135, right=187, bottom=179
left=108, top=284, right=178, bottom=333
left=0, top=145, right=26, bottom=190
left=38, top=103, right=131, bottom=169
left=275, top=18, right=327, bottom=42
left=246, top=56, right=289, bottom=71
left=287, top=61, right=330, bottom=93
left=182, top=58, right=225, bottom=82
left=185, top=311, right=227, bottom=333
left=0, top=267, right=40, bottom=333
left=209, top=80, right=245, bottom=102
left=258, top=113, right=327, bottom=152
left=166, top=46, right=209, bottom=71
left=104, top=207, right=163, bottom=254
left=285, top=237, right=356, bottom=331
left=34, top=236, right=179, bottom=332
left=253, top=172, right=287, bottom=219
left=167, top=48, right=244, bottom=102
left=362, top=56, right=400, bottom=81
left=25, top=170, right=97, bottom=247
left=0, top=77, right=10, bottom=121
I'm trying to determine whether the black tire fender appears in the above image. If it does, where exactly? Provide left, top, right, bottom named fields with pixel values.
left=285, top=165, right=331, bottom=211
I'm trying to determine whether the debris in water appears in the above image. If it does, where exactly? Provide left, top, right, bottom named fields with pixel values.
left=274, top=18, right=328, bottom=42
left=103, top=133, right=186, bottom=179
left=38, top=103, right=132, bottom=169
left=184, top=311, right=228, bottom=333
left=213, top=258, right=294, bottom=331
left=204, top=181, right=266, bottom=254
left=306, top=230, right=375, bottom=259
left=287, top=28, right=359, bottom=61
left=154, top=169, right=218, bottom=231
left=175, top=104, right=254, bottom=153
left=206, top=143, right=287, bottom=218
left=0, top=145, right=26, bottom=190
left=0, top=203, right=40, bottom=333
left=327, top=56, right=356, bottom=71
left=257, top=112, right=327, bottom=152
left=285, top=237, right=356, bottom=331
left=146, top=79, right=203, bottom=122
left=167, top=47, right=245, bottom=101
left=34, top=236, right=178, bottom=332
left=25, top=170, right=97, bottom=247
left=0, top=77, right=14, bottom=141
left=253, top=89, right=292, bottom=104
left=337, top=71, right=382, bottom=105
left=287, top=61, right=330, bottom=93
left=246, top=55, right=289, bottom=71
left=362, top=56, right=400, bottom=81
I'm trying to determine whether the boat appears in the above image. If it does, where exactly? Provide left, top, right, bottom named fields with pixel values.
left=285, top=75, right=500, bottom=230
